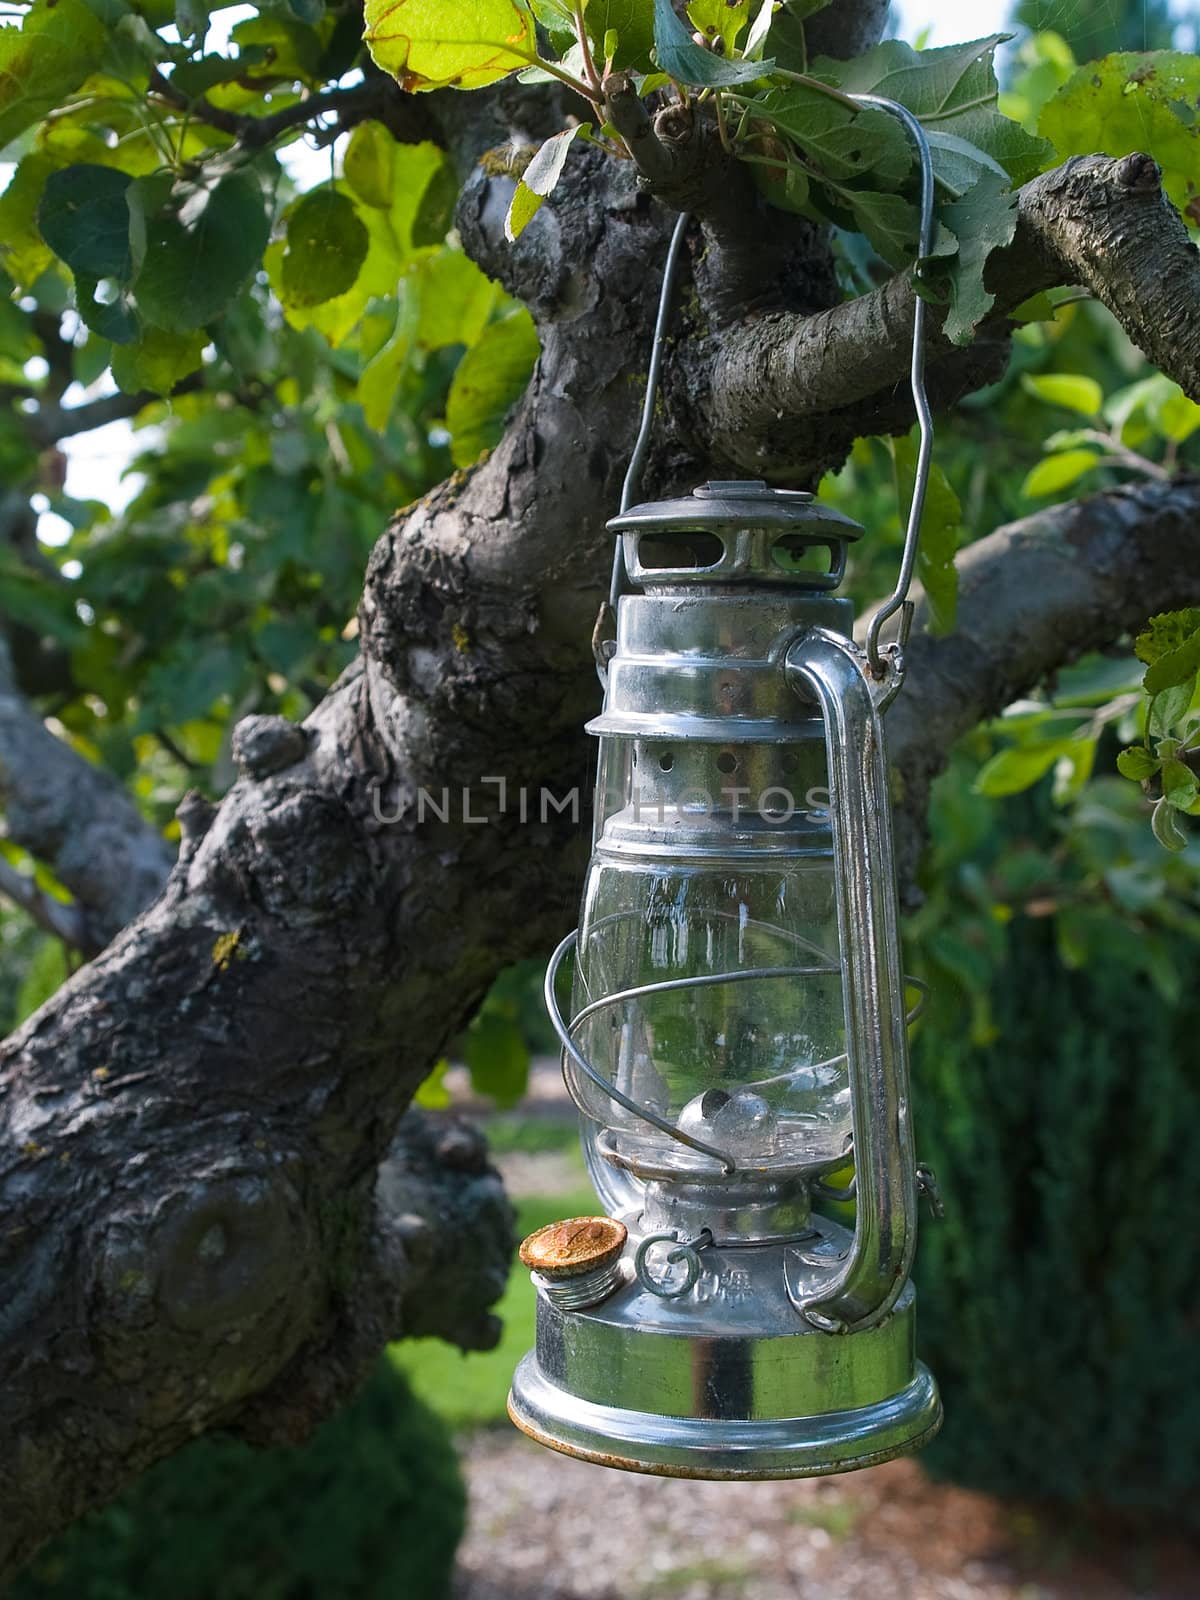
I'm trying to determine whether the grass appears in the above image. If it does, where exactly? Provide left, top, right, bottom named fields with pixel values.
left=478, top=1113, right=582, bottom=1156
left=639, top=1557, right=755, bottom=1595
left=785, top=1498, right=861, bottom=1540
left=388, top=1188, right=597, bottom=1428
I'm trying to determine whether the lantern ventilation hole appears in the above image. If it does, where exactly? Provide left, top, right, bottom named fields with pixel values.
left=636, top=530, right=725, bottom=570
left=716, top=751, right=738, bottom=775
left=658, top=751, right=674, bottom=772
left=772, top=535, right=835, bottom=577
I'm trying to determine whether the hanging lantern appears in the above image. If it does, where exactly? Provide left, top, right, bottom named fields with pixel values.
left=507, top=481, right=941, bottom=1478
left=508, top=91, right=943, bottom=1480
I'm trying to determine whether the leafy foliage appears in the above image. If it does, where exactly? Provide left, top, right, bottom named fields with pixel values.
left=911, top=781, right=1200, bottom=1514
left=1040, top=51, right=1200, bottom=223
left=10, top=1359, right=466, bottom=1599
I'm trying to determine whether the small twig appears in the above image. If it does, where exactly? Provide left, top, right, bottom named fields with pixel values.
left=572, top=0, right=603, bottom=98
left=28, top=373, right=207, bottom=447
left=0, top=857, right=86, bottom=949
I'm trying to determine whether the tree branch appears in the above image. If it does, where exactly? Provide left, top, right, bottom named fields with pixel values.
left=0, top=640, right=173, bottom=955
left=885, top=474, right=1200, bottom=892
left=699, top=154, right=1200, bottom=479
left=0, top=856, right=86, bottom=948
left=147, top=69, right=437, bottom=151
left=25, top=374, right=206, bottom=447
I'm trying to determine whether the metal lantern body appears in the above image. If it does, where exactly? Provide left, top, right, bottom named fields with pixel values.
left=508, top=482, right=941, bottom=1479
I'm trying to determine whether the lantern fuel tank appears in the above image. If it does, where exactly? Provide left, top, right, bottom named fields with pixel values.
left=508, top=481, right=941, bottom=1479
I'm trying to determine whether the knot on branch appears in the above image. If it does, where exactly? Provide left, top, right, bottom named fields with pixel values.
left=1117, top=151, right=1163, bottom=192
left=233, top=713, right=309, bottom=779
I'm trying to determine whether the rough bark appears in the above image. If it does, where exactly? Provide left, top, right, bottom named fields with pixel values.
left=2, top=0, right=1200, bottom=1572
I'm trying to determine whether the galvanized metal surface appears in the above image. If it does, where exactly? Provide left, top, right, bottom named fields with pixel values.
left=519, top=481, right=935, bottom=1481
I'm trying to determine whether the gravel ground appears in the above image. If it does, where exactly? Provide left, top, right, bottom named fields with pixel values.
left=451, top=1431, right=1196, bottom=1600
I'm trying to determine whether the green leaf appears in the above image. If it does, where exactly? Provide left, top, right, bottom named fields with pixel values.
left=133, top=173, right=270, bottom=333
left=754, top=85, right=912, bottom=186
left=816, top=37, right=1052, bottom=184
left=840, top=189, right=920, bottom=267
left=1021, top=372, right=1103, bottom=417
left=687, top=0, right=751, bottom=52
left=413, top=1057, right=452, bottom=1109
left=126, top=171, right=175, bottom=280
left=75, top=273, right=139, bottom=344
left=37, top=165, right=134, bottom=281
left=363, top=0, right=535, bottom=92
left=1143, top=628, right=1200, bottom=697
left=343, top=120, right=395, bottom=209
left=1117, top=746, right=1160, bottom=781
left=924, top=129, right=1008, bottom=197
left=446, top=307, right=540, bottom=466
left=1135, top=609, right=1200, bottom=666
left=0, top=0, right=107, bottom=152
left=586, top=1, right=656, bottom=71
left=1151, top=795, right=1189, bottom=852
left=463, top=1010, right=529, bottom=1107
left=1040, top=52, right=1200, bottom=220
left=411, top=158, right=459, bottom=245
left=1149, top=681, right=1194, bottom=739
left=822, top=34, right=1010, bottom=116
left=280, top=189, right=369, bottom=309
left=974, top=739, right=1078, bottom=797
left=1161, top=758, right=1199, bottom=809
left=1021, top=449, right=1099, bottom=499
left=358, top=249, right=498, bottom=429
left=504, top=124, right=586, bottom=240
left=749, top=0, right=826, bottom=73
left=0, top=153, right=57, bottom=289
left=15, top=936, right=70, bottom=1027
left=652, top=0, right=770, bottom=85
left=1158, top=388, right=1200, bottom=444
left=938, top=171, right=1019, bottom=345
left=111, top=326, right=206, bottom=396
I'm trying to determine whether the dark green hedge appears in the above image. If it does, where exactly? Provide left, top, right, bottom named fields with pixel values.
left=913, top=918, right=1200, bottom=1516
left=12, top=1358, right=465, bottom=1599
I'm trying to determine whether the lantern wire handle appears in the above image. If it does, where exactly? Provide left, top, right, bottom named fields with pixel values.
left=609, top=101, right=935, bottom=659
left=853, top=95, right=937, bottom=678
left=609, top=209, right=692, bottom=611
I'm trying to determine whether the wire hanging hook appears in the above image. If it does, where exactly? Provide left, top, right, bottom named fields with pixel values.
left=611, top=95, right=937, bottom=688
left=608, top=209, right=692, bottom=611
left=851, top=95, right=937, bottom=678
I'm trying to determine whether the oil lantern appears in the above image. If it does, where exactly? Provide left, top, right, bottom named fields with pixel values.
left=507, top=480, right=941, bottom=1478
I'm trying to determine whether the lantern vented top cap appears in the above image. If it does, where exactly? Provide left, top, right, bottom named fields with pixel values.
left=519, top=1217, right=627, bottom=1279
left=608, top=480, right=863, bottom=538
left=609, top=480, right=862, bottom=593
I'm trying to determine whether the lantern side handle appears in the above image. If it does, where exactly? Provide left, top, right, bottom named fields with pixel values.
left=784, top=628, right=919, bottom=1333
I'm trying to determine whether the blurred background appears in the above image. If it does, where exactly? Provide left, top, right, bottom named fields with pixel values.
left=3, top=0, right=1200, bottom=1596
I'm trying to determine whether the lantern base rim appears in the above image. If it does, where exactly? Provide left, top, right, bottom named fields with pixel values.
left=508, top=1354, right=941, bottom=1481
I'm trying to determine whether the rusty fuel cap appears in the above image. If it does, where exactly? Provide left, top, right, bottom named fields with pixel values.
left=519, top=1217, right=628, bottom=1309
